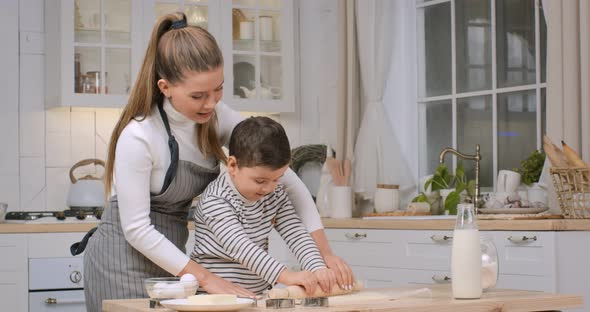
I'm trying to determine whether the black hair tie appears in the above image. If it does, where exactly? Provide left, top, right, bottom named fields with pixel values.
left=170, top=17, right=187, bottom=29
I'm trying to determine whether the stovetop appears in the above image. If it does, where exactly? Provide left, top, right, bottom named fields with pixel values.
left=5, top=209, right=102, bottom=224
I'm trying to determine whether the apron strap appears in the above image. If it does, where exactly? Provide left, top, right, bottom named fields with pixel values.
left=157, top=102, right=180, bottom=194
left=70, top=227, right=98, bottom=256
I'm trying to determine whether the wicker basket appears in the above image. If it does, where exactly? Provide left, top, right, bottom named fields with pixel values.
left=550, top=167, right=590, bottom=218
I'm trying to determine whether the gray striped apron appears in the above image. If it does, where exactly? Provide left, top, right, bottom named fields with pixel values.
left=83, top=103, right=219, bottom=312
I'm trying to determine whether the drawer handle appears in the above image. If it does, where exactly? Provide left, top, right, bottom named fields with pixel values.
left=507, top=235, right=537, bottom=243
left=345, top=232, right=367, bottom=239
left=45, top=298, right=85, bottom=305
left=431, top=274, right=452, bottom=283
left=430, top=234, right=453, bottom=242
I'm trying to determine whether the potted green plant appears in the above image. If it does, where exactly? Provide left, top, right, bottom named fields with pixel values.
left=514, top=150, right=547, bottom=204
left=513, top=150, right=546, bottom=186
left=413, top=161, right=475, bottom=215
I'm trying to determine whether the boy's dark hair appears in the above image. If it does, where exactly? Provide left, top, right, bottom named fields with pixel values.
left=229, top=116, right=291, bottom=169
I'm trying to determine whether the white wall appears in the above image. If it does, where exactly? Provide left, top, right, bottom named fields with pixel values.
left=282, top=0, right=340, bottom=149
left=0, top=0, right=339, bottom=212
left=0, top=0, right=21, bottom=211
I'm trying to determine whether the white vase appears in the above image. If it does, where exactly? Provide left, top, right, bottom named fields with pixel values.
left=527, top=183, right=547, bottom=205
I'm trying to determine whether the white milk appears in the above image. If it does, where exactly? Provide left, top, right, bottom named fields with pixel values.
left=451, top=228, right=482, bottom=299
left=481, top=261, right=498, bottom=289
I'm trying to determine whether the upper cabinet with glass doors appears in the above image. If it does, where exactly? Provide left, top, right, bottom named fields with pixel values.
left=46, top=0, right=143, bottom=108
left=145, top=0, right=295, bottom=112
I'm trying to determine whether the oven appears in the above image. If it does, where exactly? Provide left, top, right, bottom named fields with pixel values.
left=28, top=256, right=86, bottom=311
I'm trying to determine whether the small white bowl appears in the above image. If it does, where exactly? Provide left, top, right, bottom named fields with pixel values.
left=144, top=277, right=198, bottom=299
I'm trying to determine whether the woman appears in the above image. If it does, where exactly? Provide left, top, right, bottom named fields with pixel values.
left=83, top=12, right=353, bottom=311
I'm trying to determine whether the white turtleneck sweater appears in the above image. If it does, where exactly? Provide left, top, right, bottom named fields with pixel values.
left=113, top=99, right=322, bottom=276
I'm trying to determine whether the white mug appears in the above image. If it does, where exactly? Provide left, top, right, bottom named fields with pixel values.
left=329, top=186, right=352, bottom=218
left=497, top=170, right=521, bottom=193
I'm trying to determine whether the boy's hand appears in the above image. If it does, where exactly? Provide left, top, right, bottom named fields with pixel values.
left=313, top=268, right=337, bottom=294
left=277, top=270, right=318, bottom=296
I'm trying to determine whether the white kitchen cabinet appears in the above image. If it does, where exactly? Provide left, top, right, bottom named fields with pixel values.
left=269, top=228, right=568, bottom=296
left=0, top=234, right=29, bottom=312
left=145, top=0, right=296, bottom=112
left=45, top=0, right=144, bottom=108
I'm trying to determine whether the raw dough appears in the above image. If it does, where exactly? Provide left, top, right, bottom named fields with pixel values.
left=187, top=294, right=238, bottom=305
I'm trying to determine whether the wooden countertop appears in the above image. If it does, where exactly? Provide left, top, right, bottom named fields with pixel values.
left=0, top=222, right=98, bottom=233
left=3, top=218, right=590, bottom=233
left=102, top=285, right=583, bottom=312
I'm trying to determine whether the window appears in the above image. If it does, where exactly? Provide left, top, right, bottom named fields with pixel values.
left=416, top=0, right=546, bottom=190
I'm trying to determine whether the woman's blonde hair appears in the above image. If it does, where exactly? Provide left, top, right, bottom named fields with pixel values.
left=104, top=12, right=226, bottom=197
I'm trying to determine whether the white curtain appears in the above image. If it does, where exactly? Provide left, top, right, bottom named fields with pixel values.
left=543, top=0, right=590, bottom=160
left=353, top=0, right=416, bottom=203
left=539, top=0, right=590, bottom=214
left=335, top=0, right=360, bottom=161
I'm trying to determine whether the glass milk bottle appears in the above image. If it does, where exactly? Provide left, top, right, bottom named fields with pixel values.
left=451, top=203, right=482, bottom=299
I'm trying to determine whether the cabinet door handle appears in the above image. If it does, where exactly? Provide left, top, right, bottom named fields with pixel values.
left=507, top=235, right=537, bottom=243
left=430, top=234, right=453, bottom=242
left=345, top=232, right=367, bottom=239
left=431, top=274, right=452, bottom=283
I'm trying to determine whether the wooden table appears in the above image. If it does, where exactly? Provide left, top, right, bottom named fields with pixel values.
left=102, top=285, right=583, bottom=312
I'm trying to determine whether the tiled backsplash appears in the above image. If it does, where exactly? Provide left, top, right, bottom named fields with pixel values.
left=24, top=108, right=121, bottom=211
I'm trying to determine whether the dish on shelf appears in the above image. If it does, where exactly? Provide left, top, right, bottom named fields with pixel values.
left=478, top=207, right=549, bottom=214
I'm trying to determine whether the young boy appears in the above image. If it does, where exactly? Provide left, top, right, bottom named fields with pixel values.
left=191, top=116, right=335, bottom=295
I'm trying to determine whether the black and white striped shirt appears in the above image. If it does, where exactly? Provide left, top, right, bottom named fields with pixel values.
left=191, top=172, right=326, bottom=294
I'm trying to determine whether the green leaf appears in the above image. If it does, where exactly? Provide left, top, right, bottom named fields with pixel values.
left=412, top=193, right=429, bottom=203
left=445, top=191, right=461, bottom=215
left=515, top=150, right=546, bottom=185
left=455, top=183, right=466, bottom=194
left=424, top=179, right=433, bottom=192
left=431, top=176, right=449, bottom=191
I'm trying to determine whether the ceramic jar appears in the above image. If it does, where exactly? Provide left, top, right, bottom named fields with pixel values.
left=374, top=184, right=400, bottom=213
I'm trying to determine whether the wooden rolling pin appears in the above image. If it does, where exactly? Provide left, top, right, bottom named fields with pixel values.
left=268, top=281, right=364, bottom=299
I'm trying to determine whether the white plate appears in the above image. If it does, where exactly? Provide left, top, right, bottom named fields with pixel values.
left=362, top=215, right=456, bottom=220
left=160, top=298, right=255, bottom=311
left=478, top=207, right=549, bottom=214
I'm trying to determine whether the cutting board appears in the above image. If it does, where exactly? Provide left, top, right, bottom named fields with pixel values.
left=327, top=288, right=432, bottom=306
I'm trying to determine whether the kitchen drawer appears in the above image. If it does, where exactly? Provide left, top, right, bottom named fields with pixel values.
left=326, top=229, right=395, bottom=268
left=390, top=230, right=453, bottom=271
left=28, top=233, right=88, bottom=258
left=0, top=234, right=27, bottom=272
left=493, top=232, right=555, bottom=277
left=497, top=274, right=556, bottom=292
left=390, top=268, right=451, bottom=288
left=350, top=266, right=395, bottom=289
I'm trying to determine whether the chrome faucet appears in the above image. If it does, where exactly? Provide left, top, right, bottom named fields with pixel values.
left=439, top=144, right=481, bottom=212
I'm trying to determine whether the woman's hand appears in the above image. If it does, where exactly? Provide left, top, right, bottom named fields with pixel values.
left=199, top=272, right=255, bottom=297
left=179, top=260, right=255, bottom=297
left=323, top=254, right=354, bottom=290
left=313, top=268, right=337, bottom=294
left=277, top=270, right=318, bottom=296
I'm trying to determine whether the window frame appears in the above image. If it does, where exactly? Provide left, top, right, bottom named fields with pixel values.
left=415, top=0, right=546, bottom=190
